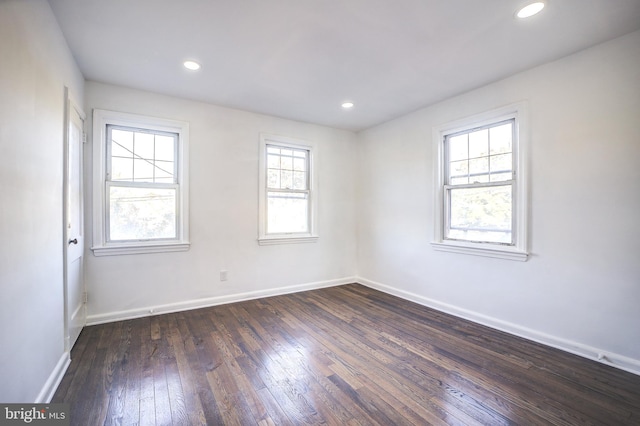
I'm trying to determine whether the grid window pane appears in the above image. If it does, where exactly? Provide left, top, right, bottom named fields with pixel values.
left=111, top=157, right=133, bottom=181
left=267, top=169, right=280, bottom=188
left=281, top=170, right=293, bottom=189
left=154, top=161, right=174, bottom=180
left=490, top=153, right=512, bottom=174
left=134, top=132, right=154, bottom=159
left=450, top=160, right=468, bottom=178
left=448, top=134, right=468, bottom=162
left=109, top=186, right=176, bottom=241
left=469, top=157, right=489, bottom=181
left=155, top=135, right=175, bottom=161
left=293, top=158, right=306, bottom=171
left=134, top=158, right=154, bottom=182
left=446, top=120, right=513, bottom=187
left=469, top=129, right=489, bottom=158
left=267, top=154, right=280, bottom=169
left=111, top=129, right=133, bottom=156
left=281, top=156, right=293, bottom=170
left=490, top=123, right=512, bottom=154
left=266, top=145, right=308, bottom=190
left=108, top=126, right=176, bottom=184
left=293, top=171, right=307, bottom=190
left=449, top=160, right=468, bottom=185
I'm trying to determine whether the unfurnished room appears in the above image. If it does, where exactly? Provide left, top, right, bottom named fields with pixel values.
left=1, top=0, right=640, bottom=424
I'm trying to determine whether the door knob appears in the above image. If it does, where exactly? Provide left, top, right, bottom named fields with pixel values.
left=68, top=238, right=78, bottom=245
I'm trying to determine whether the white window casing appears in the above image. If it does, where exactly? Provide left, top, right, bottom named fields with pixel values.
left=431, top=102, right=529, bottom=261
left=258, top=133, right=318, bottom=245
left=92, top=109, right=190, bottom=256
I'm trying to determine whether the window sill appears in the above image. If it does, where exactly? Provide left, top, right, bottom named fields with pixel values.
left=431, top=241, right=528, bottom=261
left=92, top=241, right=190, bottom=257
left=258, top=235, right=319, bottom=246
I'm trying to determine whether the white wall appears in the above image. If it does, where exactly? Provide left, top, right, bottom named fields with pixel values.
left=0, top=0, right=85, bottom=402
left=357, top=30, right=640, bottom=371
left=83, top=82, right=358, bottom=322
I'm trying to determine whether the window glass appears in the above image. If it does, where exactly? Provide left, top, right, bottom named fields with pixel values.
left=433, top=104, right=528, bottom=260
left=258, top=134, right=317, bottom=244
left=444, top=119, right=515, bottom=245
left=92, top=109, right=189, bottom=255
left=448, top=185, right=512, bottom=244
left=109, top=186, right=177, bottom=240
left=265, top=144, right=310, bottom=234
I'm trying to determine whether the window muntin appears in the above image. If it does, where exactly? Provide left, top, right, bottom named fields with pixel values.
left=432, top=103, right=528, bottom=261
left=444, top=119, right=515, bottom=245
left=446, top=121, right=513, bottom=185
left=258, top=134, right=317, bottom=245
left=265, top=145, right=310, bottom=234
left=105, top=125, right=179, bottom=243
left=108, top=126, right=176, bottom=183
left=92, top=109, right=189, bottom=256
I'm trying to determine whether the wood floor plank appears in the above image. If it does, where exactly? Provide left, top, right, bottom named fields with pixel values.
left=280, top=294, right=480, bottom=425
left=103, top=321, right=132, bottom=426
left=121, top=318, right=144, bottom=426
left=167, top=313, right=207, bottom=425
left=331, top=286, right=614, bottom=423
left=290, top=291, right=485, bottom=425
left=86, top=321, right=127, bottom=425
left=139, top=318, right=157, bottom=426
left=54, top=284, right=640, bottom=425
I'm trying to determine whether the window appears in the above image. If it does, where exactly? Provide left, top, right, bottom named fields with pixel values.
left=258, top=134, right=318, bottom=245
left=432, top=103, right=528, bottom=261
left=92, top=109, right=189, bottom=256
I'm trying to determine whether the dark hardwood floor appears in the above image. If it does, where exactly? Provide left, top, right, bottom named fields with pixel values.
left=53, top=284, right=640, bottom=425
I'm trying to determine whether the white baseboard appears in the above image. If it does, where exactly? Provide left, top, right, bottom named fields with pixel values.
left=356, top=276, right=640, bottom=377
left=36, top=352, right=70, bottom=403
left=87, top=276, right=356, bottom=326
left=84, top=275, right=640, bottom=376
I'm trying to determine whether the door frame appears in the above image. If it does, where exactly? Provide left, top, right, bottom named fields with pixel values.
left=62, top=86, right=86, bottom=352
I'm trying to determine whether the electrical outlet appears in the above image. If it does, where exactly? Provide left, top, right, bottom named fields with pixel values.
left=220, top=270, right=228, bottom=281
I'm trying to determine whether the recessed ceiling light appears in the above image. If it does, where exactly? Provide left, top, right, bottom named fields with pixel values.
left=516, top=1, right=545, bottom=19
left=183, top=60, right=201, bottom=71
left=341, top=102, right=354, bottom=109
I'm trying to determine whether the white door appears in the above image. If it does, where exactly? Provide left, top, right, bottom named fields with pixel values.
left=64, top=89, right=86, bottom=351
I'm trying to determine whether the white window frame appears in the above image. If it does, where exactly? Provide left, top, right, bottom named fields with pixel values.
left=258, top=133, right=318, bottom=245
left=92, top=109, right=190, bottom=256
left=432, top=102, right=529, bottom=261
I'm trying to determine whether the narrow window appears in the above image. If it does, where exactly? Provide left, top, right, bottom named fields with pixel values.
left=92, top=110, right=189, bottom=256
left=432, top=104, right=528, bottom=261
left=258, top=134, right=318, bottom=245
left=444, top=119, right=515, bottom=245
left=106, top=125, right=179, bottom=242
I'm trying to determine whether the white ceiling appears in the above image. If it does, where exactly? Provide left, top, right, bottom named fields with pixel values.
left=48, top=0, right=640, bottom=131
